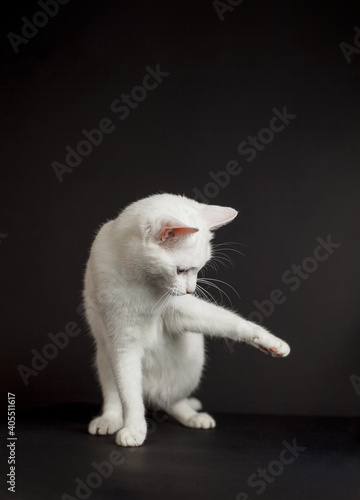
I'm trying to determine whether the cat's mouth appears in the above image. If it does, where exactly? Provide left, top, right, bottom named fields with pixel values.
left=169, top=288, right=195, bottom=297
left=169, top=288, right=187, bottom=297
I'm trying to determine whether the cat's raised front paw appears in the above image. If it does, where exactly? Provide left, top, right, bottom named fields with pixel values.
left=185, top=412, right=216, bottom=429
left=116, top=424, right=147, bottom=447
left=88, top=415, right=123, bottom=435
left=250, top=326, right=290, bottom=358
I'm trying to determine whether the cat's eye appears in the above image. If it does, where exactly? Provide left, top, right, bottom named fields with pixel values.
left=177, top=267, right=187, bottom=275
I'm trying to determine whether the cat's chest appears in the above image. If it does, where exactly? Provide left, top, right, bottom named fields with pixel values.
left=138, top=316, right=165, bottom=349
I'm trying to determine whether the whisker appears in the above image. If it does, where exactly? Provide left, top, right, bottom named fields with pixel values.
left=204, top=277, right=242, bottom=301
left=198, top=241, right=245, bottom=306
left=211, top=241, right=248, bottom=261
left=198, top=278, right=233, bottom=306
left=196, top=283, right=216, bottom=304
left=150, top=289, right=171, bottom=316
left=214, top=247, right=248, bottom=259
left=202, top=258, right=221, bottom=274
left=160, top=288, right=175, bottom=330
left=209, top=257, right=221, bottom=270
left=211, top=253, right=234, bottom=269
left=165, top=286, right=177, bottom=329
left=213, top=251, right=234, bottom=261
left=212, top=241, right=248, bottom=249
left=208, top=260, right=219, bottom=272
left=194, top=286, right=206, bottom=301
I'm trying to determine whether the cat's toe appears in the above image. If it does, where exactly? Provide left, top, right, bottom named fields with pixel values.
left=186, top=412, right=216, bottom=429
left=116, top=425, right=147, bottom=447
left=258, top=341, right=290, bottom=357
left=252, top=327, right=290, bottom=358
left=271, top=340, right=290, bottom=357
left=88, top=415, right=122, bottom=435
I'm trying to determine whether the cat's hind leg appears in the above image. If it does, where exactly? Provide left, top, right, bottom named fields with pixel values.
left=164, top=399, right=215, bottom=429
left=88, top=346, right=123, bottom=435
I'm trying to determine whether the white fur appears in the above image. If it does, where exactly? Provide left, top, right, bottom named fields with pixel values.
left=83, top=193, right=290, bottom=447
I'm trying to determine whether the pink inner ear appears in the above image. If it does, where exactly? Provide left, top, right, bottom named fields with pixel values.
left=201, top=205, right=238, bottom=229
left=156, top=219, right=199, bottom=242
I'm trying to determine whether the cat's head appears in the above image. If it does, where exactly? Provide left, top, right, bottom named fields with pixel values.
left=119, top=194, right=237, bottom=297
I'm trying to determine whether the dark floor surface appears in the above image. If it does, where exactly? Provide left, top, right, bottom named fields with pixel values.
left=1, top=403, right=360, bottom=500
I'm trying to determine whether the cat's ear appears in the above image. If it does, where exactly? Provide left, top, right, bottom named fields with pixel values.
left=201, top=205, right=238, bottom=230
left=155, top=218, right=199, bottom=244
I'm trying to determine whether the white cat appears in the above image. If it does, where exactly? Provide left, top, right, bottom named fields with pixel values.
left=83, top=193, right=290, bottom=447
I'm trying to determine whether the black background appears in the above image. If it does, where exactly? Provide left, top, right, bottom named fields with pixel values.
left=2, top=0, right=360, bottom=417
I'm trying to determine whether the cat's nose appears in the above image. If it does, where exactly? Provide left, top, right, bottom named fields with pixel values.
left=186, top=289, right=194, bottom=294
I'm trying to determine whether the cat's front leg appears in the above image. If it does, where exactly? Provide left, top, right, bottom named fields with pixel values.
left=88, top=345, right=123, bottom=435
left=168, top=296, right=290, bottom=357
left=106, top=344, right=148, bottom=447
